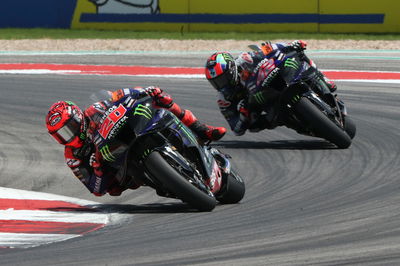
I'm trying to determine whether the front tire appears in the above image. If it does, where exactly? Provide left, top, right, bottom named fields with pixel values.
left=144, top=151, right=217, bottom=212
left=217, top=170, right=245, bottom=204
left=294, top=97, right=352, bottom=149
left=344, top=116, right=356, bottom=139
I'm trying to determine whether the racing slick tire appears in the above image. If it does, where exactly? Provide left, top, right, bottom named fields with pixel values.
left=144, top=151, right=217, bottom=212
left=295, top=97, right=352, bottom=149
left=344, top=116, right=356, bottom=139
left=217, top=170, right=245, bottom=204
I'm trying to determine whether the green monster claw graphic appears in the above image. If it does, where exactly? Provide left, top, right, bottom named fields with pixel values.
left=134, top=104, right=152, bottom=119
left=141, top=149, right=152, bottom=159
left=284, top=58, right=299, bottom=70
left=254, top=91, right=265, bottom=104
left=222, top=53, right=234, bottom=62
left=100, top=145, right=116, bottom=162
left=174, top=117, right=198, bottom=144
left=292, top=94, right=301, bottom=103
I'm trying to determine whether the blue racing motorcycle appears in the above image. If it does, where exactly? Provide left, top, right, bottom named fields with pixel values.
left=95, top=94, right=245, bottom=211
left=248, top=46, right=356, bottom=149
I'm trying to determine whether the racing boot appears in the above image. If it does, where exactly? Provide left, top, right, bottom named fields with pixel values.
left=189, top=120, right=227, bottom=142
left=324, top=78, right=337, bottom=93
left=316, top=71, right=337, bottom=93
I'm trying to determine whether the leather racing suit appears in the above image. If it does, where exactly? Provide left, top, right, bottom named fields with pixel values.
left=216, top=41, right=335, bottom=136
left=64, top=87, right=225, bottom=196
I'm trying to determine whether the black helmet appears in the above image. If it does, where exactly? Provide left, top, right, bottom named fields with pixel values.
left=205, top=52, right=238, bottom=91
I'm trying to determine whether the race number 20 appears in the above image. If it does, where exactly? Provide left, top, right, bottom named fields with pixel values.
left=99, top=104, right=127, bottom=139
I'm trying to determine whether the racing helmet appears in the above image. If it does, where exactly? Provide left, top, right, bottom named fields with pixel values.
left=46, top=101, right=86, bottom=148
left=205, top=52, right=238, bottom=91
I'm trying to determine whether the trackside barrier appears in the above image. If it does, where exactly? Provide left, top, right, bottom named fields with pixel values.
left=1, top=0, right=399, bottom=33
left=0, top=0, right=77, bottom=28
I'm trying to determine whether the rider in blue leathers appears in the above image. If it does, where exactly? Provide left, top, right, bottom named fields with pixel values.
left=46, top=87, right=226, bottom=196
left=205, top=40, right=337, bottom=136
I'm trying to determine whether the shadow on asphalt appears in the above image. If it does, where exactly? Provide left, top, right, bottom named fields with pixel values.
left=46, top=140, right=335, bottom=215
left=211, top=139, right=336, bottom=150
left=88, top=202, right=201, bottom=214
left=46, top=202, right=202, bottom=214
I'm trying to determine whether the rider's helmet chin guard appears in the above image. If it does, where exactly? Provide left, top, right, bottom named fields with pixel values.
left=46, top=101, right=86, bottom=148
left=205, top=52, right=238, bottom=93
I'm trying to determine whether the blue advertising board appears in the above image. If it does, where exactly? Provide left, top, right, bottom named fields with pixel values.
left=0, top=0, right=398, bottom=33
left=0, top=0, right=77, bottom=28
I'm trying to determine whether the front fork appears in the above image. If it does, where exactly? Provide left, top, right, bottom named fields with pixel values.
left=209, top=148, right=232, bottom=195
left=154, top=144, right=212, bottom=196
left=307, top=92, right=346, bottom=128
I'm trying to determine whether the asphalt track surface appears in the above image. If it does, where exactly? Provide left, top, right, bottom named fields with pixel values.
left=1, top=51, right=400, bottom=265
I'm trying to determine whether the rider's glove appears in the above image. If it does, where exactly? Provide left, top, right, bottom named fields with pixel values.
left=89, top=153, right=99, bottom=168
left=144, top=86, right=162, bottom=97
left=288, top=40, right=307, bottom=52
left=144, top=86, right=173, bottom=108
left=233, top=99, right=250, bottom=136
left=260, top=41, right=274, bottom=55
left=89, top=152, right=103, bottom=177
left=237, top=99, right=250, bottom=119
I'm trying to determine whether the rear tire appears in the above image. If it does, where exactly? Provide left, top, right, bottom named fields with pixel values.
left=295, top=97, right=352, bottom=149
left=217, top=170, right=245, bottom=204
left=144, top=151, right=216, bottom=212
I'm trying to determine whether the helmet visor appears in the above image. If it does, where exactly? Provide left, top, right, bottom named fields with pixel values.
left=51, top=116, right=81, bottom=144
left=209, top=71, right=233, bottom=91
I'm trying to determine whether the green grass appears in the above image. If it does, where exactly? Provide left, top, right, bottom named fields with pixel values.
left=0, top=28, right=400, bottom=40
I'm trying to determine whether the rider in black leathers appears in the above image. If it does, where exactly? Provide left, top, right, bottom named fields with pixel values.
left=205, top=40, right=337, bottom=136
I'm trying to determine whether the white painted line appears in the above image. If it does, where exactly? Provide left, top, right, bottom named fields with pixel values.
left=0, top=210, right=109, bottom=224
left=0, top=70, right=81, bottom=74
left=0, top=187, right=99, bottom=206
left=134, top=74, right=203, bottom=78
left=323, top=69, right=400, bottom=73
left=0, top=233, right=78, bottom=248
left=0, top=187, right=103, bottom=206
left=335, top=79, right=400, bottom=84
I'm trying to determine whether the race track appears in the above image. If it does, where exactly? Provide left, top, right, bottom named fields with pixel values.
left=0, top=51, right=400, bottom=265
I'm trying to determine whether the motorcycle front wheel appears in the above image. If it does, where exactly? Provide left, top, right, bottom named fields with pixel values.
left=294, top=97, right=352, bottom=149
left=144, top=151, right=217, bottom=212
left=344, top=116, right=356, bottom=139
left=217, top=170, right=245, bottom=204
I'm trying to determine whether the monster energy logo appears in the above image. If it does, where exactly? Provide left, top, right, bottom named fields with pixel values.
left=100, top=145, right=116, bottom=162
left=284, top=58, right=299, bottom=70
left=79, top=132, right=86, bottom=140
left=254, top=91, right=265, bottom=104
left=174, top=117, right=198, bottom=144
left=292, top=94, right=301, bottom=103
left=222, top=53, right=234, bottom=62
left=141, top=149, right=151, bottom=159
left=133, top=104, right=152, bottom=119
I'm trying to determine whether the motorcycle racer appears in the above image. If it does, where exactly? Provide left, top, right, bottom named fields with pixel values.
left=45, top=87, right=226, bottom=196
left=205, top=40, right=337, bottom=136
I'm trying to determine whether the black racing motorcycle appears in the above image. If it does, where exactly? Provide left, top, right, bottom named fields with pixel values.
left=248, top=47, right=356, bottom=149
left=95, top=94, right=245, bottom=211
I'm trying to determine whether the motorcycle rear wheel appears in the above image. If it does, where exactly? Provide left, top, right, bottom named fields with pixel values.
left=144, top=151, right=217, bottom=212
left=295, top=97, right=352, bottom=149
